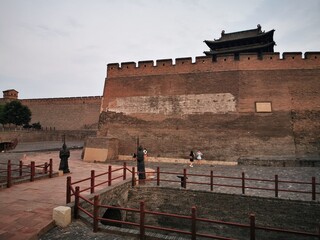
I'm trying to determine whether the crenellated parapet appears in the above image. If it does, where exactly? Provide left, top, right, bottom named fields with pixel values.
left=106, top=52, right=320, bottom=78
left=21, top=96, right=102, bottom=105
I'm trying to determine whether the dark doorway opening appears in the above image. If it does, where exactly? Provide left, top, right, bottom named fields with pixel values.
left=100, top=208, right=122, bottom=227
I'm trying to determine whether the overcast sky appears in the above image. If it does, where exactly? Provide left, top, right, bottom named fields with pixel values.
left=1, top=0, right=319, bottom=99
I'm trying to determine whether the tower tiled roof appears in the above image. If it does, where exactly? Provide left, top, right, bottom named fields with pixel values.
left=204, top=24, right=276, bottom=57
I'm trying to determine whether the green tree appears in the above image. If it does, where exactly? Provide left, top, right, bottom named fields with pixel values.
left=3, top=101, right=32, bottom=126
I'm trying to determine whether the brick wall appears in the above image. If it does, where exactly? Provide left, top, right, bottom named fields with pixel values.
left=0, top=130, right=96, bottom=142
left=22, top=96, right=102, bottom=130
left=99, top=53, right=320, bottom=160
left=126, top=187, right=320, bottom=239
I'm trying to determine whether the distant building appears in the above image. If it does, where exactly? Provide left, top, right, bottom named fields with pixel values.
left=0, top=89, right=19, bottom=104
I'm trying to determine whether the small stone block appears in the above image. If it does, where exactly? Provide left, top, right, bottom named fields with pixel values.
left=53, top=206, right=71, bottom=227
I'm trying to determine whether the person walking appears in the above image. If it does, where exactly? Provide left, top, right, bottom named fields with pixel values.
left=196, top=150, right=203, bottom=165
left=189, top=150, right=195, bottom=167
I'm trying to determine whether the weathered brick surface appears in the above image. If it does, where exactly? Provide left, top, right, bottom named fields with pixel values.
left=21, top=96, right=102, bottom=130
left=126, top=187, right=320, bottom=240
left=100, top=54, right=320, bottom=160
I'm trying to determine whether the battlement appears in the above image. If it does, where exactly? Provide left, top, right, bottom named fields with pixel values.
left=107, top=52, right=320, bottom=78
left=21, top=96, right=102, bottom=104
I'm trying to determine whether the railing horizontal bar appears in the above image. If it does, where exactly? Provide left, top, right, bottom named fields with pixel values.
left=256, top=225, right=319, bottom=237
left=79, top=196, right=94, bottom=205
left=97, top=217, right=140, bottom=227
left=79, top=186, right=92, bottom=193
left=278, top=180, right=312, bottom=185
left=71, top=177, right=91, bottom=185
left=111, top=175, right=123, bottom=181
left=245, top=186, right=274, bottom=191
left=145, top=224, right=191, bottom=235
left=145, top=210, right=191, bottom=220
left=110, top=168, right=123, bottom=173
left=196, top=232, right=237, bottom=240
left=278, top=189, right=311, bottom=194
left=245, top=177, right=274, bottom=182
left=159, top=171, right=182, bottom=175
left=95, top=172, right=108, bottom=178
left=197, top=217, right=249, bottom=228
left=94, top=180, right=109, bottom=187
left=98, top=204, right=140, bottom=213
left=187, top=181, right=210, bottom=186
left=77, top=206, right=93, bottom=218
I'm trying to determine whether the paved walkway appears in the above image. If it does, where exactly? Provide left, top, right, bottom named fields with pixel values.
left=0, top=142, right=319, bottom=240
left=0, top=149, right=126, bottom=240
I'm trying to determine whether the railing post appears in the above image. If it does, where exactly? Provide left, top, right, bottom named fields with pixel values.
left=7, top=160, right=12, bottom=188
left=132, top=167, right=136, bottom=187
left=123, top=162, right=127, bottom=180
left=91, top=170, right=95, bottom=194
left=108, top=165, right=112, bottom=186
left=183, top=168, right=187, bottom=189
left=191, top=206, right=197, bottom=240
left=93, top=195, right=99, bottom=232
left=74, top=186, right=80, bottom=219
left=250, top=214, right=255, bottom=240
left=312, top=177, right=316, bottom=201
left=210, top=170, right=213, bottom=191
left=275, top=175, right=279, bottom=198
left=19, top=160, right=23, bottom=177
left=30, top=161, right=35, bottom=182
left=49, top=158, right=53, bottom=178
left=157, top=167, right=160, bottom=186
left=242, top=172, right=245, bottom=194
left=66, top=176, right=71, bottom=204
left=140, top=201, right=145, bottom=240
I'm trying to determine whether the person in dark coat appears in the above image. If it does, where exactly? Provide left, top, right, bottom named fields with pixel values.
left=59, top=143, right=70, bottom=173
left=137, top=146, right=146, bottom=180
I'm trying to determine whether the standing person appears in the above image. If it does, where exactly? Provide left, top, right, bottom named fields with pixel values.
left=189, top=150, right=195, bottom=167
left=143, top=148, right=148, bottom=161
left=59, top=143, right=70, bottom=173
left=137, top=146, right=146, bottom=181
left=196, top=150, right=203, bottom=165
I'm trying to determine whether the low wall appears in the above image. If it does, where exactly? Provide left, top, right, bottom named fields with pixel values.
left=0, top=130, right=96, bottom=143
left=126, top=187, right=320, bottom=240
left=73, top=180, right=319, bottom=239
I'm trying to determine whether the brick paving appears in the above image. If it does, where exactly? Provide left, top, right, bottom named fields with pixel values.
left=0, top=145, right=125, bottom=240
left=0, top=142, right=319, bottom=240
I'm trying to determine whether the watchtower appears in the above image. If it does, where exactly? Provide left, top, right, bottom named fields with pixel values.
left=3, top=89, right=19, bottom=100
left=204, top=24, right=275, bottom=60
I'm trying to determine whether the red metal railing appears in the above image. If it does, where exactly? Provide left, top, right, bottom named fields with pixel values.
left=0, top=159, right=53, bottom=188
left=66, top=163, right=319, bottom=204
left=145, top=168, right=319, bottom=201
left=73, top=193, right=320, bottom=240
left=66, top=163, right=320, bottom=239
left=66, top=162, right=131, bottom=204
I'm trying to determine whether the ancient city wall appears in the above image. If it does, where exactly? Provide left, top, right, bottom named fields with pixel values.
left=100, top=52, right=320, bottom=160
left=22, top=96, right=102, bottom=130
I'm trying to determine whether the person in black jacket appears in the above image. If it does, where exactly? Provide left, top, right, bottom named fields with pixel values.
left=137, top=146, right=146, bottom=180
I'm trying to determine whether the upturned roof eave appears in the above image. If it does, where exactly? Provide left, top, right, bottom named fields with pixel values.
left=204, top=29, right=275, bottom=48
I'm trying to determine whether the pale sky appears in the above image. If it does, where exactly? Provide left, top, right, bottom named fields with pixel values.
left=0, top=0, right=319, bottom=99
